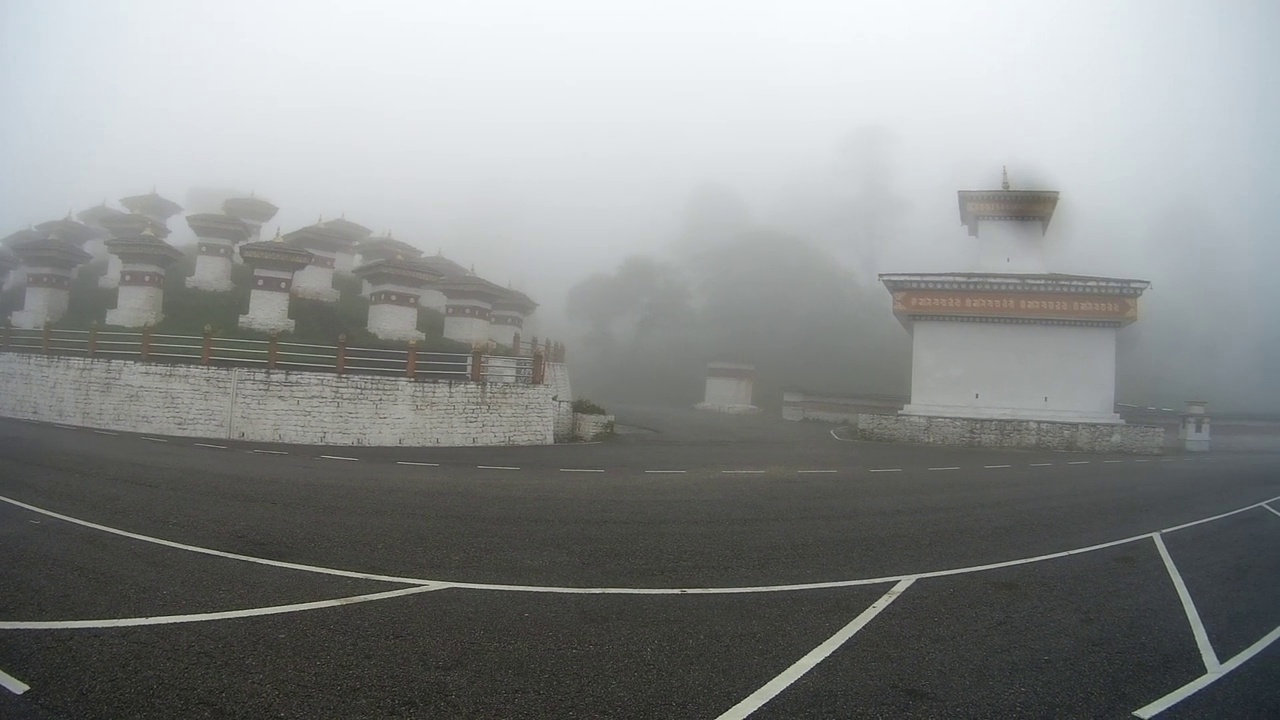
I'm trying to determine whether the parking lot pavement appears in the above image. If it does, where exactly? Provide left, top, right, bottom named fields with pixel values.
left=1, top=417, right=1278, bottom=718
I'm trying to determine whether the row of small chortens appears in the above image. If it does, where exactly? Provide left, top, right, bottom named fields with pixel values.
left=0, top=190, right=537, bottom=348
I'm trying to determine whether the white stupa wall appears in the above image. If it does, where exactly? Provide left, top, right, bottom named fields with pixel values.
left=975, top=219, right=1048, bottom=274
left=902, top=320, right=1119, bottom=423
left=292, top=252, right=339, bottom=302
left=366, top=281, right=424, bottom=342
left=704, top=373, right=754, bottom=406
left=187, top=242, right=236, bottom=292
left=3, top=267, right=26, bottom=292
left=105, top=262, right=167, bottom=327
left=489, top=313, right=524, bottom=346
left=9, top=268, right=74, bottom=329
left=334, top=251, right=355, bottom=274
left=239, top=268, right=295, bottom=333
left=98, top=255, right=122, bottom=288
left=443, top=299, right=492, bottom=346
left=421, top=288, right=447, bottom=312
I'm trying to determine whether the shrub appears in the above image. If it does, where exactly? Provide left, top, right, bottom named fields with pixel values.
left=572, top=399, right=608, bottom=415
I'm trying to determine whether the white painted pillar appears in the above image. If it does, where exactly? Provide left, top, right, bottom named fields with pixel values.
left=443, top=299, right=493, bottom=346
left=489, top=310, right=524, bottom=346
left=187, top=241, right=237, bottom=292
left=98, top=255, right=122, bottom=288
left=292, top=251, right=340, bottom=302
left=105, top=262, right=168, bottom=327
left=240, top=267, right=297, bottom=333
left=10, top=267, right=75, bottom=329
left=366, top=281, right=425, bottom=342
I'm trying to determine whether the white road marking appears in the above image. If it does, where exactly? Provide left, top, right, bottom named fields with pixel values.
left=1029, top=463, right=1053, bottom=467
left=252, top=449, right=288, bottom=455
left=1134, top=459, right=1150, bottom=463
left=928, top=466, right=959, bottom=471
left=559, top=468, right=604, bottom=473
left=1104, top=460, right=1123, bottom=464
left=0, top=668, right=29, bottom=695
left=1261, top=503, right=1280, bottom=519
left=1160, top=458, right=1178, bottom=462
left=319, top=455, right=358, bottom=461
left=1067, top=461, right=1090, bottom=465
left=476, top=465, right=520, bottom=470
left=829, top=428, right=853, bottom=442
left=396, top=461, right=439, bottom=467
left=2, top=493, right=1277, bottom=596
left=1152, top=533, right=1219, bottom=672
left=141, top=437, right=168, bottom=443
left=797, top=470, right=838, bottom=474
left=714, top=578, right=915, bottom=719
left=644, top=470, right=686, bottom=474
left=867, top=468, right=902, bottom=473
left=194, top=443, right=226, bottom=449
left=983, top=464, right=1011, bottom=469
left=92, top=430, right=119, bottom=436
left=722, top=470, right=766, bottom=475
left=0, top=585, right=445, bottom=630
left=1132, top=625, right=1280, bottom=718
left=53, top=424, right=77, bottom=430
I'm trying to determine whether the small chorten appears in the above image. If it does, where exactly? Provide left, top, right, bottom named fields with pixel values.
left=9, top=236, right=92, bottom=329
left=185, top=213, right=252, bottom=292
left=353, top=257, right=442, bottom=342
left=104, top=229, right=184, bottom=327
left=238, top=234, right=315, bottom=333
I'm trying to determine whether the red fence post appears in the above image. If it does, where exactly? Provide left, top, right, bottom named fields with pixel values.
left=267, top=332, right=278, bottom=370
left=201, top=325, right=213, bottom=366
left=42, top=323, right=51, bottom=355
left=87, top=322, right=98, bottom=357
left=406, top=341, right=417, bottom=380
left=532, top=351, right=546, bottom=385
left=139, top=325, right=152, bottom=361
left=336, top=334, right=347, bottom=376
left=512, top=331, right=521, bottom=356
left=470, top=349, right=484, bottom=382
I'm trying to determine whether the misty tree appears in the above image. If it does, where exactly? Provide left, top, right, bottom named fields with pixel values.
left=675, top=182, right=752, bottom=255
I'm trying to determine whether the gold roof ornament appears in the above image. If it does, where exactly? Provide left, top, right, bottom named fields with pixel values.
left=273, top=227, right=283, bottom=242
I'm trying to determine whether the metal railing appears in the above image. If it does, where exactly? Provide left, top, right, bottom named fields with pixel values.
left=0, top=324, right=542, bottom=384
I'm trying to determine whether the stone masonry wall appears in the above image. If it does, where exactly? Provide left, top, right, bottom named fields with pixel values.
left=0, top=353, right=555, bottom=446
left=855, top=413, right=1164, bottom=455
left=546, top=361, right=573, bottom=442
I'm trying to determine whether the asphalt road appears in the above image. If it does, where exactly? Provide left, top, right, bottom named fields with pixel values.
left=0, top=408, right=1277, bottom=719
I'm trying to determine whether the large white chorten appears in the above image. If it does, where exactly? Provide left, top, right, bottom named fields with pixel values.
left=880, top=169, right=1150, bottom=425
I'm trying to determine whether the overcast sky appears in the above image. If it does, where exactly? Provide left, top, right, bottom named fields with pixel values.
left=2, top=0, right=1277, bottom=330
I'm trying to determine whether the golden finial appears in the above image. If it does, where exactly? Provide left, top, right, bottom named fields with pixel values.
left=273, top=227, right=283, bottom=242
left=1001, top=166, right=1010, bottom=191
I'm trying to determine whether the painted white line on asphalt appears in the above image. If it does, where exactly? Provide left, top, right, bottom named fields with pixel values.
left=0, top=494, right=435, bottom=586
left=1261, top=503, right=1280, bottom=519
left=928, top=466, right=959, bottom=471
left=984, top=464, right=1011, bottom=469
left=53, top=424, right=76, bottom=430
left=797, top=470, right=838, bottom=474
left=1132, top=625, right=1280, bottom=718
left=867, top=468, right=901, bottom=473
left=0, top=668, right=29, bottom=695
left=715, top=578, right=915, bottom=720
left=252, top=449, right=288, bottom=455
left=3, top=493, right=1277, bottom=596
left=396, top=461, right=439, bottom=467
left=141, top=437, right=168, bottom=443
left=722, top=470, right=766, bottom=475
left=319, top=455, right=358, bottom=462
left=194, top=443, right=226, bottom=450
left=1029, top=463, right=1053, bottom=467
left=1153, top=533, right=1219, bottom=673
left=0, top=585, right=445, bottom=630
left=1104, top=460, right=1123, bottom=464
left=1067, top=461, right=1090, bottom=465
left=829, top=427, right=853, bottom=442
left=644, top=470, right=687, bottom=474
left=92, top=430, right=119, bottom=436
left=1160, top=458, right=1178, bottom=462
left=560, top=468, right=604, bottom=473
left=477, top=465, right=519, bottom=471
left=1134, top=459, right=1150, bottom=463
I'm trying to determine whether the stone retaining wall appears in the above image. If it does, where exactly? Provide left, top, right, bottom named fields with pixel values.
left=855, top=413, right=1164, bottom=454
left=0, top=352, right=556, bottom=446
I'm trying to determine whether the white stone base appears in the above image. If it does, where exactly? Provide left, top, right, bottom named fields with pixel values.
left=239, top=284, right=295, bottom=334
left=10, top=286, right=71, bottom=328
left=900, top=403, right=1123, bottom=425
left=695, top=402, right=762, bottom=415
left=443, top=315, right=492, bottom=346
left=9, top=310, right=46, bottom=330
left=856, top=413, right=1163, bottom=454
left=239, top=313, right=295, bottom=334
left=292, top=263, right=339, bottom=303
left=187, top=255, right=235, bottom=292
left=292, top=284, right=340, bottom=303
left=98, top=256, right=121, bottom=288
left=105, top=308, right=162, bottom=328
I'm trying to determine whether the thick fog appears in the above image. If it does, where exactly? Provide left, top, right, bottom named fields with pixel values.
left=3, top=1, right=1277, bottom=412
